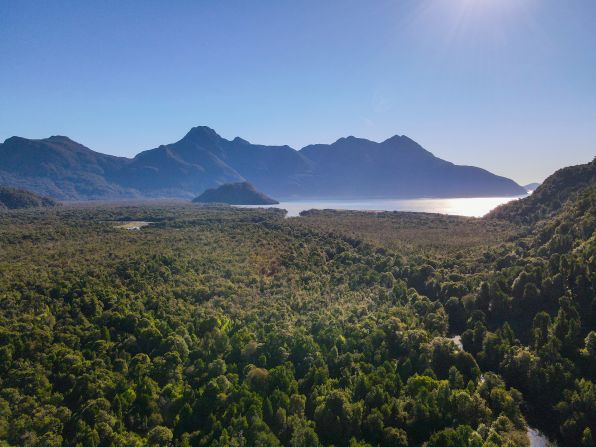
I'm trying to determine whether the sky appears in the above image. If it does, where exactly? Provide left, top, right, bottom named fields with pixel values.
left=1, top=0, right=595, bottom=184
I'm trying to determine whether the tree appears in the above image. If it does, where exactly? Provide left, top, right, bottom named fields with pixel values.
left=147, top=426, right=173, bottom=446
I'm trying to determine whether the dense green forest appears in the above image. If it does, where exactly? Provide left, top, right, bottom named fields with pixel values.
left=0, top=160, right=594, bottom=446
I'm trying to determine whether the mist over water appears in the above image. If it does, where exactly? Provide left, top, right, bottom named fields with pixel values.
left=238, top=195, right=528, bottom=217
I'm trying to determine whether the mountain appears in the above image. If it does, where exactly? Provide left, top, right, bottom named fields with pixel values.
left=0, top=136, right=135, bottom=200
left=523, top=182, right=541, bottom=192
left=298, top=135, right=526, bottom=198
left=0, top=186, right=59, bottom=209
left=192, top=181, right=279, bottom=205
left=487, top=158, right=595, bottom=224
left=114, top=126, right=313, bottom=198
left=0, top=126, right=527, bottom=200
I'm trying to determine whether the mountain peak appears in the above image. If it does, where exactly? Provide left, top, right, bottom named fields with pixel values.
left=3, top=136, right=27, bottom=145
left=46, top=135, right=75, bottom=143
left=2, top=135, right=75, bottom=146
left=333, top=135, right=372, bottom=145
left=383, top=134, right=404, bottom=143
left=182, top=126, right=221, bottom=142
left=381, top=134, right=435, bottom=157
left=382, top=134, right=418, bottom=145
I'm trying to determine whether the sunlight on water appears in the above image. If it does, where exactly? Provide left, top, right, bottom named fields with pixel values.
left=238, top=195, right=527, bottom=217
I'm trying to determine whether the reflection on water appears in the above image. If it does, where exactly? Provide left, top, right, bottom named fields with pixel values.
left=237, top=195, right=527, bottom=217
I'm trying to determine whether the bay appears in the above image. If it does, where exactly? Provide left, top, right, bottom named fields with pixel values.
left=237, top=195, right=528, bottom=217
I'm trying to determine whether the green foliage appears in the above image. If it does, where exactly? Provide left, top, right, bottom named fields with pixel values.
left=0, top=158, right=594, bottom=447
left=488, top=157, right=595, bottom=224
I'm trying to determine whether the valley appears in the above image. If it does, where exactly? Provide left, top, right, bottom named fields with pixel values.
left=0, top=159, right=593, bottom=446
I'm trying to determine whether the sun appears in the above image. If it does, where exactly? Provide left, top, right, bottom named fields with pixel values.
left=407, top=0, right=535, bottom=49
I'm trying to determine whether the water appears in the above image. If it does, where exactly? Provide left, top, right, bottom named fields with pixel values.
left=527, top=428, right=553, bottom=447
left=237, top=195, right=527, bottom=217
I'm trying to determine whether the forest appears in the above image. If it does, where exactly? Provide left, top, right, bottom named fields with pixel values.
left=0, top=160, right=594, bottom=447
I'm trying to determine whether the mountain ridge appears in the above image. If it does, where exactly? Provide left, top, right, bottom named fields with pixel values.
left=0, top=126, right=527, bottom=200
left=487, top=158, right=595, bottom=224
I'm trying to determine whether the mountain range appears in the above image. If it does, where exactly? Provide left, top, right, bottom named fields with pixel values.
left=0, top=126, right=527, bottom=200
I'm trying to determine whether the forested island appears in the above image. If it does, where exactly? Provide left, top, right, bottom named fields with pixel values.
left=192, top=182, right=279, bottom=205
left=0, top=159, right=593, bottom=446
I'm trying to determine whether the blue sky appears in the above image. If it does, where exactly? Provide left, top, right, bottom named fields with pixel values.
left=1, top=0, right=595, bottom=184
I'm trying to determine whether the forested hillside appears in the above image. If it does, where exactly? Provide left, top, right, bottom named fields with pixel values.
left=488, top=158, right=595, bottom=223
left=0, top=160, right=593, bottom=446
left=0, top=186, right=58, bottom=209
